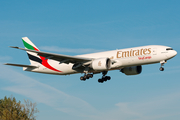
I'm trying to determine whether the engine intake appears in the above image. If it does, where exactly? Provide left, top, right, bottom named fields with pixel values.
left=121, top=66, right=142, bottom=75
left=91, top=58, right=112, bottom=71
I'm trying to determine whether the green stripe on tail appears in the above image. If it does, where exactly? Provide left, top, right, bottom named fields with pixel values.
left=22, top=39, right=35, bottom=50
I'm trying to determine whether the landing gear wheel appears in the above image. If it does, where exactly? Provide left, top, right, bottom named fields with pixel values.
left=159, top=67, right=164, bottom=71
left=80, top=76, right=86, bottom=81
left=98, top=79, right=104, bottom=83
left=80, top=74, right=94, bottom=81
left=86, top=76, right=90, bottom=79
left=87, top=74, right=93, bottom=78
left=103, top=77, right=107, bottom=82
left=105, top=76, right=111, bottom=80
left=84, top=75, right=87, bottom=79
left=90, top=74, right=93, bottom=78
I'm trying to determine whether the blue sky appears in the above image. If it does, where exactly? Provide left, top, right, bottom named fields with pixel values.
left=0, top=0, right=180, bottom=120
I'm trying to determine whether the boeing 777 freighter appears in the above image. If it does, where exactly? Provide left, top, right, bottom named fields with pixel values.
left=5, top=37, right=177, bottom=83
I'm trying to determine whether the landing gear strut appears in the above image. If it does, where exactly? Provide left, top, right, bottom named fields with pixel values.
left=98, top=71, right=111, bottom=83
left=159, top=60, right=166, bottom=71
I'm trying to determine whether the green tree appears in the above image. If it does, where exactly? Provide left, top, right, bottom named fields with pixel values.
left=0, top=96, right=39, bottom=120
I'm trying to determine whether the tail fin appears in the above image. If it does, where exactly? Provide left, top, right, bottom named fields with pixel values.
left=22, top=37, right=42, bottom=65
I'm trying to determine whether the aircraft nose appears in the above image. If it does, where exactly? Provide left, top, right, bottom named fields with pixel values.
left=166, top=50, right=177, bottom=59
left=173, top=50, right=177, bottom=57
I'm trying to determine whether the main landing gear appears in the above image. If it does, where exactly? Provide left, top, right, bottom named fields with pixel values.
left=80, top=67, right=93, bottom=81
left=80, top=71, right=111, bottom=83
left=98, top=71, right=111, bottom=83
left=159, top=60, right=167, bottom=71
left=80, top=74, right=93, bottom=81
left=98, top=76, right=111, bottom=83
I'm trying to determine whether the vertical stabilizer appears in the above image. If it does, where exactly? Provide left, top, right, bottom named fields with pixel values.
left=22, top=37, right=42, bottom=65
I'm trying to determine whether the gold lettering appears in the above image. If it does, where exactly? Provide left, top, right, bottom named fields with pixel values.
left=140, top=49, right=143, bottom=55
left=130, top=49, right=132, bottom=57
left=117, top=51, right=122, bottom=58
left=148, top=48, right=151, bottom=54
left=135, top=50, right=139, bottom=56
left=133, top=50, right=136, bottom=56
left=122, top=51, right=126, bottom=58
left=127, top=51, right=130, bottom=57
left=116, top=48, right=152, bottom=59
left=122, top=51, right=129, bottom=58
left=143, top=48, right=148, bottom=55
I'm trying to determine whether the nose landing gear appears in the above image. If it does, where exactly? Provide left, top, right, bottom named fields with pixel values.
left=159, top=60, right=167, bottom=71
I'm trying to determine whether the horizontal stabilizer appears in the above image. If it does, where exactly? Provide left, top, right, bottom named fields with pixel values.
left=4, top=63, right=38, bottom=68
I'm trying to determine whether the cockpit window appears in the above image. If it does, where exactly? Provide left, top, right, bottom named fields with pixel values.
left=166, top=48, right=173, bottom=50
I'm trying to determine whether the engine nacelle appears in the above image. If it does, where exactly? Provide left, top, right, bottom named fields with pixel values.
left=91, top=58, right=112, bottom=71
left=121, top=66, right=142, bottom=75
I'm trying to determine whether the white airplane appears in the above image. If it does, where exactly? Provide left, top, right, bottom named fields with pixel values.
left=5, top=37, right=177, bottom=83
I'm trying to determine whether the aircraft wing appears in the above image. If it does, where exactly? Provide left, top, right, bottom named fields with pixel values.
left=10, top=46, right=93, bottom=64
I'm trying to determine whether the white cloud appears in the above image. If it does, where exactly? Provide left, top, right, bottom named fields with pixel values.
left=39, top=46, right=104, bottom=54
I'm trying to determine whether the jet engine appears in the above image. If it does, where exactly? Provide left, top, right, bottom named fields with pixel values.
left=91, top=58, right=112, bottom=71
left=121, top=66, right=142, bottom=75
